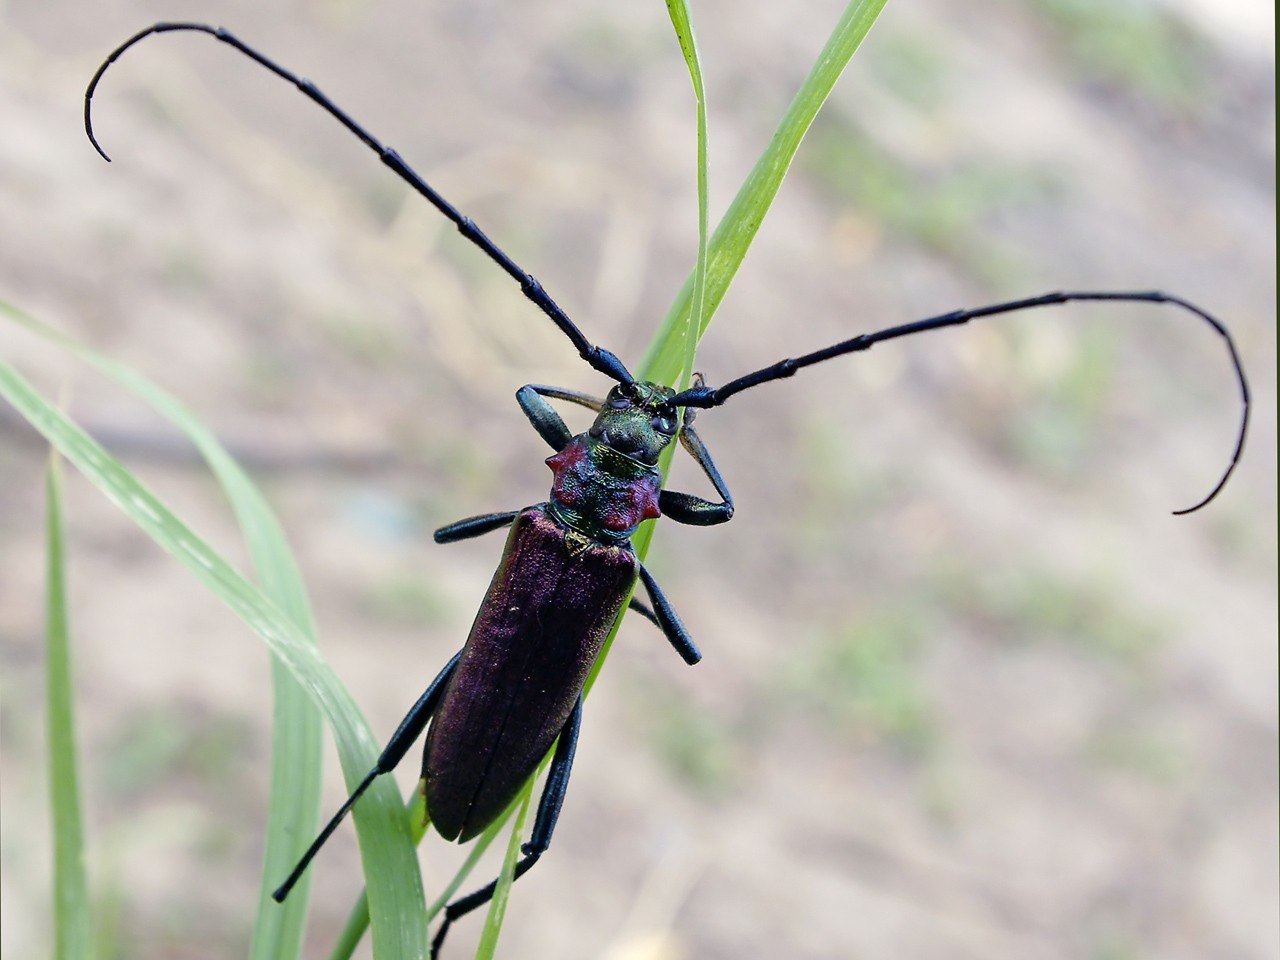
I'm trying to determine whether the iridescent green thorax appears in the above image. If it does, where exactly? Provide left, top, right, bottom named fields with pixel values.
left=546, top=434, right=662, bottom=542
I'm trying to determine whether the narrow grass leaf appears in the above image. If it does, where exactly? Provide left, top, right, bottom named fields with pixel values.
left=591, top=0, right=889, bottom=694
left=474, top=784, right=534, bottom=960
left=45, top=455, right=93, bottom=960
left=331, top=0, right=889, bottom=947
left=0, top=350, right=428, bottom=960
left=3, top=303, right=325, bottom=960
left=325, top=783, right=429, bottom=960
left=665, top=0, right=711, bottom=390
left=424, top=815, right=505, bottom=925
left=640, top=0, right=889, bottom=385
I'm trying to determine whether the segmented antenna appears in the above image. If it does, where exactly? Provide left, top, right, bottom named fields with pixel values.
left=84, top=21, right=633, bottom=385
left=672, top=290, right=1249, bottom=515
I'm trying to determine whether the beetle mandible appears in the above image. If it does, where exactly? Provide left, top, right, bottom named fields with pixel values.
left=83, top=21, right=1251, bottom=959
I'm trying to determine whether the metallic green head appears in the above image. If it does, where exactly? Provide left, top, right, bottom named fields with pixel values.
left=589, top=381, right=679, bottom=465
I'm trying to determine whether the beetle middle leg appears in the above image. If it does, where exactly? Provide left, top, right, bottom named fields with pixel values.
left=429, top=693, right=585, bottom=959
left=636, top=563, right=702, bottom=665
left=434, top=511, right=521, bottom=544
left=272, top=650, right=463, bottom=902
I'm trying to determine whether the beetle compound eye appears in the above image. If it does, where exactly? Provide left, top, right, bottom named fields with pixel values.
left=652, top=416, right=676, bottom=435
left=607, top=395, right=631, bottom=410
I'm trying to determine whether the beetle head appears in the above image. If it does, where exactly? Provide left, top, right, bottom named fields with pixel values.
left=590, top=381, right=679, bottom=464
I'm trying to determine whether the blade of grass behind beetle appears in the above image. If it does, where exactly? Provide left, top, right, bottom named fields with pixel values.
left=45, top=455, right=93, bottom=960
left=420, top=8, right=719, bottom=953
left=591, top=0, right=890, bottom=696
left=0, top=339, right=428, bottom=960
left=8, top=302, right=326, bottom=960
left=640, top=0, right=889, bottom=385
left=474, top=787, right=534, bottom=960
left=666, top=0, right=711, bottom=391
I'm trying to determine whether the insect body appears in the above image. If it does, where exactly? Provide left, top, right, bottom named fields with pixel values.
left=84, top=21, right=1251, bottom=959
left=274, top=379, right=725, bottom=954
left=424, top=382, right=715, bottom=848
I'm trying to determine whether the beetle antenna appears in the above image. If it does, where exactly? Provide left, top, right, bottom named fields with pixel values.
left=670, top=290, right=1249, bottom=515
left=83, top=22, right=634, bottom=385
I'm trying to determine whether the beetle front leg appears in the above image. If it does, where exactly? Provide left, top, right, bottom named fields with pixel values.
left=272, top=650, right=463, bottom=902
left=659, top=422, right=734, bottom=526
left=516, top=384, right=604, bottom=451
left=429, top=694, right=585, bottom=959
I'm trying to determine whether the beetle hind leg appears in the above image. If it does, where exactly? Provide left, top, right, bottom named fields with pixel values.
left=429, top=693, right=584, bottom=959
left=271, top=650, right=463, bottom=903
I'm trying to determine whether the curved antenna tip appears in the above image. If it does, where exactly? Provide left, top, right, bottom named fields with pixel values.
left=1169, top=443, right=1241, bottom=517
left=88, top=134, right=112, bottom=163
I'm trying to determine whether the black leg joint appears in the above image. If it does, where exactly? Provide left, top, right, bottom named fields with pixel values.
left=588, top=347, right=633, bottom=384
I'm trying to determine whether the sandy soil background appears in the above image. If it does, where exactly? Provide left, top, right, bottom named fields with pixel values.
left=2, top=1, right=1276, bottom=958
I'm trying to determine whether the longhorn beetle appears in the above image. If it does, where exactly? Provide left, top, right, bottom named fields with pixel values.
left=85, top=22, right=1250, bottom=959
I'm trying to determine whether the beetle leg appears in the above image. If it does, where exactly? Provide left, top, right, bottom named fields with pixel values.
left=514, top=384, right=604, bottom=450
left=429, top=695, right=584, bottom=959
left=517, top=383, right=604, bottom=451
left=434, top=510, right=520, bottom=544
left=628, top=595, right=662, bottom=629
left=272, top=650, right=463, bottom=903
left=659, top=423, right=734, bottom=526
left=636, top=564, right=701, bottom=665
left=522, top=692, right=584, bottom=856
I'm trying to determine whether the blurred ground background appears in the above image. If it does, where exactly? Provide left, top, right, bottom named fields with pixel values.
left=1, top=0, right=1275, bottom=958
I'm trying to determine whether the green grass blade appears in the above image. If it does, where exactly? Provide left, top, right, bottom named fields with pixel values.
left=665, top=0, right=711, bottom=390
left=474, top=785, right=534, bottom=960
left=125, top=392, right=322, bottom=960
left=45, top=455, right=93, bottom=960
left=6, top=303, right=337, bottom=959
left=23, top=315, right=324, bottom=960
left=252, top=670, right=323, bottom=960
left=8, top=307, right=331, bottom=960
left=328, top=891, right=375, bottom=960
left=0, top=348, right=428, bottom=960
left=640, top=0, right=889, bottom=385
left=588, top=0, right=889, bottom=693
